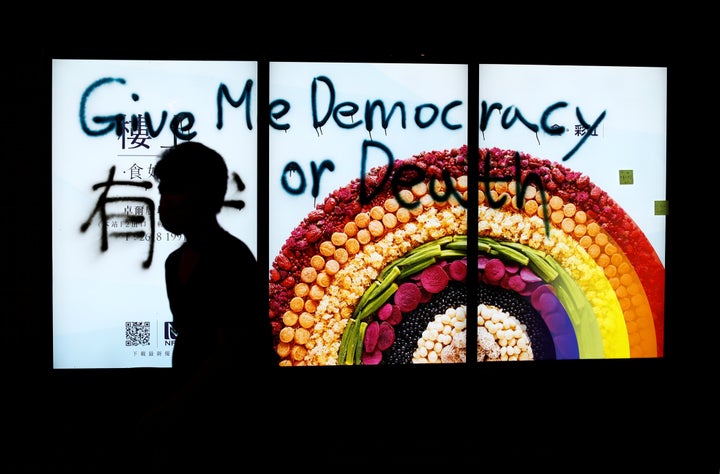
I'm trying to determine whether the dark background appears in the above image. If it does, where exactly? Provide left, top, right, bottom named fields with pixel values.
left=5, top=8, right=715, bottom=472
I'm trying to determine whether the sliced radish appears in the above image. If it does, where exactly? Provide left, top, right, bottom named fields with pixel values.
left=377, top=321, right=395, bottom=351
left=484, top=258, right=506, bottom=282
left=420, top=265, right=449, bottom=294
left=362, top=349, right=383, bottom=365
left=448, top=259, right=467, bottom=281
left=520, top=266, right=542, bottom=283
left=507, top=274, right=527, bottom=292
left=419, top=287, right=432, bottom=304
left=364, top=320, right=380, bottom=352
left=394, top=282, right=422, bottom=313
left=504, top=261, right=520, bottom=274
left=377, top=303, right=394, bottom=321
left=385, top=305, right=403, bottom=325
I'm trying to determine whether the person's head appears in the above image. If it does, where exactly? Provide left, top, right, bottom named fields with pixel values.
left=155, top=142, right=229, bottom=235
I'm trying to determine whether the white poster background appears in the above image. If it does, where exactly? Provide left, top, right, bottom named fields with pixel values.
left=268, top=62, right=469, bottom=266
left=477, top=64, right=667, bottom=266
left=52, top=60, right=257, bottom=368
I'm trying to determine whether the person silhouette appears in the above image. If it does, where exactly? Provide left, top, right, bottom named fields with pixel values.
left=146, top=141, right=278, bottom=467
left=156, top=141, right=278, bottom=376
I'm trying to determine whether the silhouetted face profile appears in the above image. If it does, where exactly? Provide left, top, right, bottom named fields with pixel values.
left=155, top=142, right=229, bottom=237
left=158, top=193, right=192, bottom=236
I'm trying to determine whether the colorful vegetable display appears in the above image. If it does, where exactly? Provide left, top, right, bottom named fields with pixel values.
left=268, top=146, right=664, bottom=365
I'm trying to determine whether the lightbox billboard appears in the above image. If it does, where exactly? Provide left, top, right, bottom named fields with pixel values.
left=267, top=62, right=469, bottom=366
left=52, top=59, right=666, bottom=369
left=52, top=59, right=258, bottom=368
left=267, top=63, right=666, bottom=366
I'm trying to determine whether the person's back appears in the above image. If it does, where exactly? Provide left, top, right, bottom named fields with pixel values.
left=149, top=141, right=278, bottom=467
left=165, top=226, right=275, bottom=377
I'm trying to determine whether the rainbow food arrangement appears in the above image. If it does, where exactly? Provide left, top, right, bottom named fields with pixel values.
left=268, top=146, right=664, bottom=366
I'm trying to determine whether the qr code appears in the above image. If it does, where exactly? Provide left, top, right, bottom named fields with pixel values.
left=125, top=321, right=151, bottom=346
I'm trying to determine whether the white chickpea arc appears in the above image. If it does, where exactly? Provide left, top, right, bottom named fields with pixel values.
left=412, top=304, right=534, bottom=363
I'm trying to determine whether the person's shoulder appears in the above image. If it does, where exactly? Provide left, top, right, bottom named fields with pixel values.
left=165, top=244, right=184, bottom=266
left=219, top=231, right=256, bottom=259
left=219, top=229, right=248, bottom=247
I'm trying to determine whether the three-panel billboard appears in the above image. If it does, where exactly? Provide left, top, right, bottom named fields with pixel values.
left=52, top=59, right=666, bottom=368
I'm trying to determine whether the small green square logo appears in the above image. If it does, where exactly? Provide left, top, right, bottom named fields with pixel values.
left=654, top=200, right=669, bottom=216
left=619, top=169, right=634, bottom=185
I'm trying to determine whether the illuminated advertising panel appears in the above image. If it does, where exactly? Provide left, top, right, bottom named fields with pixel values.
left=52, top=60, right=665, bottom=369
left=52, top=60, right=257, bottom=368
left=475, top=64, right=666, bottom=360
left=267, top=61, right=469, bottom=366
left=267, top=63, right=666, bottom=366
